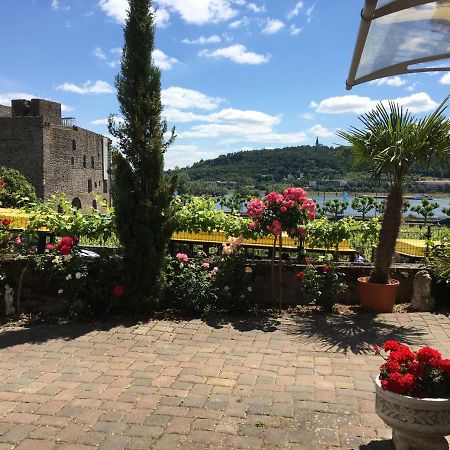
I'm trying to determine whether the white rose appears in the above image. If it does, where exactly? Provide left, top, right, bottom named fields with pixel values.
left=58, top=289, right=64, bottom=294
left=66, top=274, right=72, bottom=281
left=247, top=287, right=252, bottom=292
left=75, top=272, right=82, bottom=279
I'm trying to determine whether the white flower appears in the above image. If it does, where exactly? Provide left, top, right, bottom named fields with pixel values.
left=58, top=289, right=64, bottom=294
left=247, top=287, right=253, bottom=292
left=75, top=272, right=82, bottom=279
left=245, top=267, right=252, bottom=274
left=63, top=254, right=72, bottom=262
left=52, top=256, right=62, bottom=265
left=66, top=274, right=72, bottom=281
left=240, top=295, right=245, bottom=299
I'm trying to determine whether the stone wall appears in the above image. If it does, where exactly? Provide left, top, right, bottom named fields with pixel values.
left=44, top=125, right=109, bottom=210
left=0, top=116, right=45, bottom=197
left=0, top=105, right=11, bottom=118
left=0, top=257, right=424, bottom=316
left=0, top=97, right=110, bottom=209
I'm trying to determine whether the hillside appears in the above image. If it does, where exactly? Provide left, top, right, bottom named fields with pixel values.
left=169, top=145, right=450, bottom=195
left=175, top=145, right=349, bottom=184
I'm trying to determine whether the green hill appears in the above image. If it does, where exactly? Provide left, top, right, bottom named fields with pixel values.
left=168, top=145, right=450, bottom=196
left=174, top=145, right=349, bottom=183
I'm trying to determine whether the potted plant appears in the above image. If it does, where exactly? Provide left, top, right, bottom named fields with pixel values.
left=373, top=341, right=450, bottom=450
left=337, top=97, right=450, bottom=312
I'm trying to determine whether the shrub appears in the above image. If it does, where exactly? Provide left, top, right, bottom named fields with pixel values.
left=165, top=253, right=218, bottom=316
left=297, top=263, right=348, bottom=311
left=0, top=167, right=38, bottom=208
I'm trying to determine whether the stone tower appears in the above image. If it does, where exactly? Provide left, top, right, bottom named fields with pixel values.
left=0, top=98, right=111, bottom=210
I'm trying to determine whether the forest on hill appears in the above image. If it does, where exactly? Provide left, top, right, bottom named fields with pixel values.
left=168, top=145, right=450, bottom=196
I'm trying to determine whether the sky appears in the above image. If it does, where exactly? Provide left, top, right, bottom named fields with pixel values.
left=1, top=0, right=449, bottom=169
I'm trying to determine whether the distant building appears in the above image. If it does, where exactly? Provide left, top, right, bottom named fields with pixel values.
left=0, top=98, right=111, bottom=210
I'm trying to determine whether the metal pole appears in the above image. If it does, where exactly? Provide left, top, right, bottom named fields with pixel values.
left=346, top=0, right=378, bottom=90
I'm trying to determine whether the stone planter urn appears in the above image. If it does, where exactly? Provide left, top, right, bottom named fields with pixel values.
left=375, top=376, right=450, bottom=450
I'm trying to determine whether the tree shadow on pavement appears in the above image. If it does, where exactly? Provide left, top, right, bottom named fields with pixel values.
left=206, top=314, right=280, bottom=333
left=281, top=313, right=429, bottom=354
left=0, top=319, right=138, bottom=350
left=359, top=439, right=393, bottom=449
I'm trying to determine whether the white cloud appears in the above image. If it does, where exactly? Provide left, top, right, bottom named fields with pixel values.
left=51, top=0, right=59, bottom=10
left=369, top=76, right=407, bottom=87
left=306, top=2, right=316, bottom=21
left=155, top=0, right=237, bottom=25
left=439, top=72, right=450, bottom=85
left=55, top=80, right=114, bottom=95
left=312, top=92, right=438, bottom=114
left=229, top=16, right=250, bottom=28
left=152, top=49, right=179, bottom=71
left=199, top=44, right=270, bottom=64
left=289, top=24, right=302, bottom=36
left=164, top=107, right=281, bottom=127
left=92, top=47, right=106, bottom=60
left=182, top=35, right=222, bottom=45
left=162, top=87, right=223, bottom=111
left=91, top=117, right=124, bottom=126
left=299, top=112, right=314, bottom=120
left=308, top=124, right=334, bottom=138
left=0, top=92, right=73, bottom=112
left=98, top=0, right=170, bottom=27
left=247, top=2, right=265, bottom=13
left=165, top=144, right=223, bottom=169
left=262, top=18, right=285, bottom=35
left=287, top=1, right=303, bottom=19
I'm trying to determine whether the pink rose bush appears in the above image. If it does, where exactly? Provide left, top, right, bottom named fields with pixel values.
left=246, top=187, right=316, bottom=239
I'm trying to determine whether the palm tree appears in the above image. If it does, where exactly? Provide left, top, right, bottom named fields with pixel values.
left=337, top=97, right=450, bottom=284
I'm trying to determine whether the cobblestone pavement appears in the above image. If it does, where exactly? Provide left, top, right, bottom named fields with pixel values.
left=0, top=312, right=449, bottom=449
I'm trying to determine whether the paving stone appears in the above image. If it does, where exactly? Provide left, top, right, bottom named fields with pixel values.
left=0, top=313, right=448, bottom=449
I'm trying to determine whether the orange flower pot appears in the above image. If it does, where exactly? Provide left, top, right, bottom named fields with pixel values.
left=358, top=276, right=399, bottom=313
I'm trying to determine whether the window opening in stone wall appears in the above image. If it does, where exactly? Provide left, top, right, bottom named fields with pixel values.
left=72, top=139, right=76, bottom=151
left=91, top=156, right=95, bottom=169
left=92, top=199, right=97, bottom=210
left=71, top=157, right=74, bottom=165
left=103, top=179, right=108, bottom=194
left=88, top=179, right=92, bottom=193
left=83, top=155, right=87, bottom=168
left=71, top=197, right=82, bottom=210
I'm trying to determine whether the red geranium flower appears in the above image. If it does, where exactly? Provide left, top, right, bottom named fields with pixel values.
left=113, top=285, right=124, bottom=297
left=59, top=245, right=72, bottom=256
left=373, top=345, right=380, bottom=352
left=45, top=243, right=54, bottom=251
left=0, top=179, right=5, bottom=187
left=323, top=265, right=332, bottom=272
left=416, top=346, right=442, bottom=363
left=2, top=218, right=11, bottom=226
left=58, top=237, right=74, bottom=248
left=296, top=271, right=304, bottom=283
left=384, top=340, right=401, bottom=352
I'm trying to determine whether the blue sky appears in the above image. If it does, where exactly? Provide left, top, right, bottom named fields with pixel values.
left=1, top=0, right=449, bottom=169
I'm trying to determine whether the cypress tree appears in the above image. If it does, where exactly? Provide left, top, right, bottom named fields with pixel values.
left=109, top=0, right=177, bottom=305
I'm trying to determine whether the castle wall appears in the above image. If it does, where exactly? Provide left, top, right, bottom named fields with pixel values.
left=0, top=116, right=44, bottom=197
left=0, top=105, right=11, bottom=118
left=43, top=125, right=109, bottom=210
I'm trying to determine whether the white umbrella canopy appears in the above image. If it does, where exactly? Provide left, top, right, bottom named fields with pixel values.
left=346, top=0, right=450, bottom=89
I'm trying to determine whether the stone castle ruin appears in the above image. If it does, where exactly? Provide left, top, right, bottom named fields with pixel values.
left=0, top=98, right=111, bottom=210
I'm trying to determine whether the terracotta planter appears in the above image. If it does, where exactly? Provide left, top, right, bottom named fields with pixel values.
left=375, top=376, right=450, bottom=450
left=358, top=276, right=399, bottom=313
